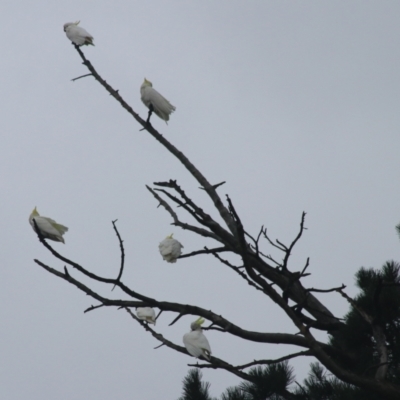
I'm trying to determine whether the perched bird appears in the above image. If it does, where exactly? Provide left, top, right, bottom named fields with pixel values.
left=183, top=317, right=212, bottom=361
left=136, top=307, right=156, bottom=325
left=63, top=21, right=94, bottom=46
left=159, top=234, right=183, bottom=263
left=140, top=78, right=176, bottom=124
left=29, top=207, right=68, bottom=244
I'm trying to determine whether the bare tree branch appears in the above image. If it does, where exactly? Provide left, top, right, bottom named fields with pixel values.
left=262, top=228, right=287, bottom=252
left=153, top=180, right=237, bottom=245
left=125, top=307, right=189, bottom=354
left=72, top=44, right=238, bottom=237
left=299, top=257, right=310, bottom=277
left=169, top=313, right=185, bottom=326
left=35, top=257, right=337, bottom=352
left=199, top=181, right=226, bottom=190
left=306, top=284, right=346, bottom=294
left=146, top=185, right=222, bottom=242
left=111, top=219, right=125, bottom=291
left=65, top=44, right=360, bottom=337
left=84, top=304, right=106, bottom=314
left=245, top=227, right=264, bottom=259
left=71, top=73, right=93, bottom=81
left=231, top=350, right=313, bottom=370
left=212, top=251, right=265, bottom=293
left=338, top=288, right=373, bottom=324
left=125, top=308, right=254, bottom=381
left=187, top=360, right=253, bottom=382
left=282, top=212, right=307, bottom=271
left=154, top=186, right=208, bottom=225
left=31, top=43, right=400, bottom=399
left=179, top=246, right=229, bottom=259
left=221, top=197, right=400, bottom=397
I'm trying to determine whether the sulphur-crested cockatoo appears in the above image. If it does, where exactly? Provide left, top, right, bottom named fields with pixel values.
left=29, top=207, right=68, bottom=243
left=159, top=234, right=183, bottom=263
left=183, top=317, right=212, bottom=361
left=140, top=78, right=176, bottom=124
left=63, top=21, right=94, bottom=46
left=136, top=307, right=156, bottom=325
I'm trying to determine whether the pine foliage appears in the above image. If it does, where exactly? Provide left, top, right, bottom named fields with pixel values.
left=179, top=259, right=400, bottom=400
left=178, top=369, right=217, bottom=400
left=239, top=362, right=294, bottom=400
left=329, top=261, right=400, bottom=383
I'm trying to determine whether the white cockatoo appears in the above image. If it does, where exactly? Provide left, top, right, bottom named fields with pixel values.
left=63, top=21, right=94, bottom=46
left=158, top=234, right=183, bottom=263
left=136, top=307, right=156, bottom=325
left=140, top=78, right=176, bottom=124
left=29, top=207, right=68, bottom=243
left=183, top=317, right=212, bottom=361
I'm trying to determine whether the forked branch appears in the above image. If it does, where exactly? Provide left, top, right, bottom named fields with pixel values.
left=72, top=44, right=237, bottom=236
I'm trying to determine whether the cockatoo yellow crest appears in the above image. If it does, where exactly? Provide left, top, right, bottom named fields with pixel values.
left=158, top=234, right=183, bottom=263
left=29, top=207, right=68, bottom=243
left=136, top=307, right=156, bottom=325
left=63, top=21, right=94, bottom=46
left=183, top=317, right=212, bottom=361
left=140, top=78, right=176, bottom=123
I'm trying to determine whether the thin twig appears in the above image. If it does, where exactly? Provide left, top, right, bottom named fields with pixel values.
left=111, top=219, right=125, bottom=291
left=234, top=350, right=313, bottom=370
left=125, top=307, right=197, bottom=357
left=299, top=257, right=310, bottom=277
left=179, top=246, right=229, bottom=259
left=169, top=313, right=185, bottom=326
left=146, top=185, right=222, bottom=242
left=282, top=212, right=307, bottom=271
left=199, top=181, right=226, bottom=190
left=262, top=228, right=286, bottom=252
left=276, top=239, right=288, bottom=252
left=154, top=187, right=206, bottom=224
left=245, top=227, right=263, bottom=258
left=155, top=310, right=163, bottom=322
left=71, top=73, right=93, bottom=81
left=154, top=180, right=232, bottom=242
left=212, top=251, right=265, bottom=293
left=186, top=360, right=252, bottom=381
left=203, top=326, right=226, bottom=332
left=84, top=304, right=105, bottom=314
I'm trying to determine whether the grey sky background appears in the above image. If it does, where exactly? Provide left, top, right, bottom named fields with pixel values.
left=1, top=1, right=400, bottom=399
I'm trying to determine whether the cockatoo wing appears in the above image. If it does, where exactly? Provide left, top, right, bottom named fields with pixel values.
left=30, top=216, right=68, bottom=243
left=141, top=87, right=176, bottom=122
left=136, top=307, right=156, bottom=324
left=65, top=25, right=94, bottom=46
left=183, top=331, right=212, bottom=361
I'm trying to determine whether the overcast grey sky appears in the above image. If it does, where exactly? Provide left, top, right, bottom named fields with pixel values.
left=1, top=1, right=400, bottom=399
